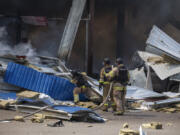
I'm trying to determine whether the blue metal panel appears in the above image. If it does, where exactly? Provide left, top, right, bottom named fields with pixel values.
left=0, top=91, right=17, bottom=100
left=53, top=106, right=91, bottom=113
left=4, top=62, right=79, bottom=101
left=0, top=91, right=90, bottom=114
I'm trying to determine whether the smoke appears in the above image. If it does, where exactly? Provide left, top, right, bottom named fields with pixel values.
left=119, top=0, right=176, bottom=67
left=0, top=26, right=40, bottom=64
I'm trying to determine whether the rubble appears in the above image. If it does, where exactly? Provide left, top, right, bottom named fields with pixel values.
left=0, top=24, right=180, bottom=131
left=146, top=25, right=180, bottom=62
left=119, top=128, right=139, bottom=135
left=31, top=115, right=44, bottom=123
left=17, top=91, right=40, bottom=99
left=14, top=116, right=25, bottom=122
left=125, top=26, right=180, bottom=113
left=47, top=120, right=64, bottom=127
left=140, top=97, right=180, bottom=111
left=0, top=51, right=105, bottom=124
left=142, top=122, right=162, bottom=129
left=123, top=123, right=129, bottom=129
left=0, top=90, right=105, bottom=123
left=138, top=51, right=180, bottom=80
left=119, top=124, right=140, bottom=135
left=0, top=100, right=16, bottom=108
left=155, top=107, right=177, bottom=113
left=76, top=101, right=98, bottom=109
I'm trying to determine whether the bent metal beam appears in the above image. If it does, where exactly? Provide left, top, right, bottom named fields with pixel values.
left=58, top=0, right=87, bottom=61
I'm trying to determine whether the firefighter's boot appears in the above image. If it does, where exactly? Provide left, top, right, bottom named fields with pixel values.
left=101, top=104, right=108, bottom=112
left=74, top=94, right=79, bottom=104
left=114, top=111, right=124, bottom=116
left=111, top=103, right=116, bottom=112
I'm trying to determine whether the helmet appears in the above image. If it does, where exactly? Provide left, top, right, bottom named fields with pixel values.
left=103, top=57, right=110, bottom=65
left=71, top=70, right=79, bottom=77
left=81, top=72, right=87, bottom=76
left=116, top=57, right=123, bottom=65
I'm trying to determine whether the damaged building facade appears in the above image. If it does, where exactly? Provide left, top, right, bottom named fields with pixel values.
left=0, top=0, right=179, bottom=71
left=0, top=1, right=180, bottom=134
left=0, top=0, right=180, bottom=91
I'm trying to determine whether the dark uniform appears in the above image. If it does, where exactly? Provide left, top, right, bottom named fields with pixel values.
left=71, top=71, right=91, bottom=103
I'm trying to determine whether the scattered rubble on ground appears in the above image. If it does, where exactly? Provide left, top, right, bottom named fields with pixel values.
left=119, top=128, right=139, bottom=135
left=31, top=113, right=45, bottom=123
left=0, top=25, right=179, bottom=135
left=142, top=122, right=162, bottom=129
left=119, top=124, right=139, bottom=135
left=123, top=123, right=129, bottom=129
left=76, top=101, right=98, bottom=109
left=47, top=120, right=64, bottom=127
left=14, top=115, right=25, bottom=122
left=0, top=53, right=105, bottom=124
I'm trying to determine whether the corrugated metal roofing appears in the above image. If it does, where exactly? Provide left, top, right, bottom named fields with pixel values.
left=146, top=25, right=180, bottom=61
left=138, top=51, right=180, bottom=80
left=0, top=91, right=17, bottom=100
left=0, top=91, right=90, bottom=113
left=3, top=62, right=78, bottom=101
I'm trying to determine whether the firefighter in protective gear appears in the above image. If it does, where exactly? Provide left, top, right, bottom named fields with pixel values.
left=107, top=57, right=129, bottom=115
left=71, top=70, right=91, bottom=103
left=99, top=58, right=114, bottom=111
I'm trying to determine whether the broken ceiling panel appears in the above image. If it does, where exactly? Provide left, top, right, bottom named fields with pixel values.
left=146, top=25, right=180, bottom=61
left=138, top=51, right=180, bottom=80
left=126, top=86, right=166, bottom=100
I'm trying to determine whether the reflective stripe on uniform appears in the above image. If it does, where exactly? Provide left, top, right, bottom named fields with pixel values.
left=113, top=86, right=125, bottom=91
left=81, top=85, right=86, bottom=89
left=74, top=94, right=79, bottom=103
left=103, top=81, right=110, bottom=85
left=111, top=103, right=116, bottom=106
left=108, top=70, right=114, bottom=78
left=104, top=103, right=108, bottom=106
left=99, top=80, right=104, bottom=83
left=99, top=80, right=110, bottom=85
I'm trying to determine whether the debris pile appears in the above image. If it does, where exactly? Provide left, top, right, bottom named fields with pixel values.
left=142, top=122, right=162, bottom=129
left=0, top=90, right=105, bottom=124
left=119, top=125, right=139, bottom=135
left=0, top=42, right=105, bottom=125
left=128, top=25, right=180, bottom=112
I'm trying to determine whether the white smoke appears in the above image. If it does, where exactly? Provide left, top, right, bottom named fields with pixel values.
left=0, top=26, right=40, bottom=64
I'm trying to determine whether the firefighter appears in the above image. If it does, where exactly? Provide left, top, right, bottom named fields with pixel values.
left=107, top=57, right=129, bottom=115
left=99, top=58, right=114, bottom=111
left=71, top=70, right=91, bottom=103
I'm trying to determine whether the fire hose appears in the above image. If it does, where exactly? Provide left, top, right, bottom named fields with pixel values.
left=93, top=82, right=113, bottom=111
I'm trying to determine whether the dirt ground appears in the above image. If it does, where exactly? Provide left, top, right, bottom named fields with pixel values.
left=0, top=109, right=180, bottom=135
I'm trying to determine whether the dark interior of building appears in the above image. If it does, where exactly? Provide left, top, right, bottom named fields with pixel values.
left=0, top=0, right=179, bottom=76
